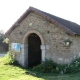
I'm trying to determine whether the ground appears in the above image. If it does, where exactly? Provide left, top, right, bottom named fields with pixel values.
left=0, top=57, right=80, bottom=80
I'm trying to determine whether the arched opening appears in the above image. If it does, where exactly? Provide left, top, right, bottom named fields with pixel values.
left=22, top=30, right=45, bottom=68
left=28, top=33, right=41, bottom=68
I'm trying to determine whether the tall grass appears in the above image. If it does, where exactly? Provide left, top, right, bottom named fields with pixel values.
left=0, top=51, right=18, bottom=65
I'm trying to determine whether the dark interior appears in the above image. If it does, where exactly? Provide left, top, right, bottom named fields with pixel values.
left=28, top=33, right=41, bottom=68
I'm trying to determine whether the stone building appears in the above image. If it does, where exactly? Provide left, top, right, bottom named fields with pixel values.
left=5, top=7, right=80, bottom=68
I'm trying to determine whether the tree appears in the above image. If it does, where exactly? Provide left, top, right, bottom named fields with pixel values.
left=0, top=30, right=8, bottom=52
left=0, top=30, right=4, bottom=44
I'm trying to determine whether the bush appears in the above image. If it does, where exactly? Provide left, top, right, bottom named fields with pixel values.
left=33, top=59, right=57, bottom=73
left=55, top=64, right=67, bottom=74
left=33, top=57, right=80, bottom=74
left=53, top=57, right=80, bottom=74
left=66, top=56, right=80, bottom=73
left=0, top=51, right=19, bottom=65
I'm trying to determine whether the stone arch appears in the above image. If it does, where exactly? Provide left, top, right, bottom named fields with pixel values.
left=21, top=30, right=45, bottom=68
left=22, top=30, right=44, bottom=44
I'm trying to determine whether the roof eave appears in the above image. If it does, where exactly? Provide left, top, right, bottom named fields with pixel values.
left=5, top=8, right=31, bottom=36
left=5, top=6, right=76, bottom=36
left=30, top=7, right=76, bottom=36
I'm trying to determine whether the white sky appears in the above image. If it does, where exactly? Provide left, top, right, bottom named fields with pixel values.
left=0, top=0, right=80, bottom=33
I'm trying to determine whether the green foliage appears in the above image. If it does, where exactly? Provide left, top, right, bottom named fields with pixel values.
left=56, top=56, right=80, bottom=74
left=33, top=57, right=80, bottom=74
left=33, top=59, right=57, bottom=73
left=55, top=64, right=67, bottom=74
left=0, top=64, right=80, bottom=80
left=0, top=30, right=9, bottom=52
left=0, top=52, right=13, bottom=65
left=0, top=30, right=4, bottom=44
left=0, top=51, right=18, bottom=65
left=65, top=56, right=80, bottom=73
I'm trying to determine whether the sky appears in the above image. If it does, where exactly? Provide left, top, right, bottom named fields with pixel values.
left=0, top=0, right=80, bottom=33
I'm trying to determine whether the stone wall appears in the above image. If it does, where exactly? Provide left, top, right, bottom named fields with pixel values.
left=9, top=12, right=80, bottom=64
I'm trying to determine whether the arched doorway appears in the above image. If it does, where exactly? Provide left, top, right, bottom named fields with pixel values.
left=28, top=33, right=41, bottom=68
left=22, top=30, right=45, bottom=68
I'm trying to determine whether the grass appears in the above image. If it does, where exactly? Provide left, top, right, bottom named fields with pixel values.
left=0, top=64, right=43, bottom=80
left=0, top=58, right=80, bottom=80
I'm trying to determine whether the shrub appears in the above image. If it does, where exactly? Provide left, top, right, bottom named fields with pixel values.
left=0, top=51, right=19, bottom=65
left=55, top=64, right=67, bottom=74
left=54, top=57, right=80, bottom=74
left=33, top=57, right=80, bottom=74
left=33, top=59, right=57, bottom=73
left=65, top=56, right=80, bottom=73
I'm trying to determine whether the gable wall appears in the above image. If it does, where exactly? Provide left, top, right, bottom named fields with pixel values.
left=9, top=12, right=80, bottom=64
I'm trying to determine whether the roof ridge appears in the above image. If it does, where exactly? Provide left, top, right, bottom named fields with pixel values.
left=5, top=6, right=80, bottom=36
left=29, top=7, right=76, bottom=35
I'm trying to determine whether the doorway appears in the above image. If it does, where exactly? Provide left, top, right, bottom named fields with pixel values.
left=28, top=33, right=41, bottom=68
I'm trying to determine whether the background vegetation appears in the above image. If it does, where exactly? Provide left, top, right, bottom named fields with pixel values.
left=0, top=30, right=8, bottom=52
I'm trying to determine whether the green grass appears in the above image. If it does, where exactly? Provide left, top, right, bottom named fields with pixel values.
left=0, top=58, right=80, bottom=80
left=0, top=64, right=43, bottom=80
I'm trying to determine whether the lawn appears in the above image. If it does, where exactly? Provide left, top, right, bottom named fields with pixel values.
left=0, top=58, right=80, bottom=80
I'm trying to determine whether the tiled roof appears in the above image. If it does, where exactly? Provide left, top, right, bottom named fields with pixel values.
left=5, top=7, right=80, bottom=36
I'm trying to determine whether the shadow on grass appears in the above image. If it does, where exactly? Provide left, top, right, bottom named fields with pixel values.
left=13, top=64, right=59, bottom=80
left=25, top=70, right=80, bottom=80
left=11, top=64, right=80, bottom=80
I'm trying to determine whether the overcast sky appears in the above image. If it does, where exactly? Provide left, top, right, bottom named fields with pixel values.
left=0, top=0, right=80, bottom=33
